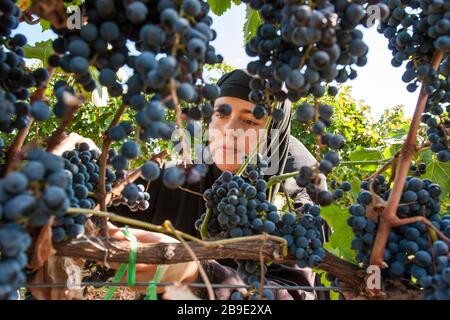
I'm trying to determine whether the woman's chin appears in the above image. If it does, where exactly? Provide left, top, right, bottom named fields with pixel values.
left=210, top=149, right=245, bottom=173
left=214, top=162, right=241, bottom=174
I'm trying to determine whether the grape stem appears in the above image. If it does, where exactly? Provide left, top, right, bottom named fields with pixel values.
left=280, top=182, right=293, bottom=212
left=67, top=207, right=288, bottom=255
left=102, top=150, right=169, bottom=206
left=178, top=186, right=204, bottom=197
left=341, top=159, right=391, bottom=166
left=96, top=102, right=127, bottom=237
left=266, top=158, right=394, bottom=189
left=46, top=91, right=84, bottom=152
left=164, top=220, right=215, bottom=300
left=3, top=66, right=55, bottom=177
left=313, top=97, right=322, bottom=161
left=369, top=50, right=445, bottom=269
left=366, top=142, right=430, bottom=181
left=169, top=32, right=192, bottom=166
left=259, top=237, right=266, bottom=298
left=392, top=216, right=450, bottom=245
left=170, top=78, right=192, bottom=165
left=104, top=167, right=143, bottom=206
left=199, top=208, right=211, bottom=240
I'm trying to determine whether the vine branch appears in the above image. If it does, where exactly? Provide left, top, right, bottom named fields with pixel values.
left=369, top=50, right=444, bottom=268
left=3, top=67, right=55, bottom=176
left=164, top=221, right=215, bottom=300
left=96, top=102, right=127, bottom=236
left=46, top=92, right=84, bottom=152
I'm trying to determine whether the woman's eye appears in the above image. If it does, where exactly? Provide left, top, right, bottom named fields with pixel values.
left=244, top=119, right=257, bottom=126
left=215, top=112, right=228, bottom=119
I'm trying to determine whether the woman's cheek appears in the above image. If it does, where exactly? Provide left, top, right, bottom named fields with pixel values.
left=241, top=127, right=261, bottom=156
left=207, top=127, right=223, bottom=162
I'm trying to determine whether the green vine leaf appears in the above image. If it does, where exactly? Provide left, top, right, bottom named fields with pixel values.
left=40, top=19, right=52, bottom=32
left=23, top=39, right=54, bottom=65
left=419, top=149, right=450, bottom=200
left=207, top=0, right=232, bottom=16
left=321, top=204, right=356, bottom=264
left=318, top=271, right=339, bottom=300
left=348, top=147, right=384, bottom=171
left=243, top=4, right=261, bottom=44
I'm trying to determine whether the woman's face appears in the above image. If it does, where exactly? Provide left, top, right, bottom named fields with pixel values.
left=208, top=96, right=268, bottom=173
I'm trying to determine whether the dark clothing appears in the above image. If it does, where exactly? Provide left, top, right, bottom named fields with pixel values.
left=111, top=163, right=223, bottom=237
left=110, top=137, right=329, bottom=300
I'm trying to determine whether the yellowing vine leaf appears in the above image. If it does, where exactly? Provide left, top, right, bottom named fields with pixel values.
left=30, top=218, right=56, bottom=271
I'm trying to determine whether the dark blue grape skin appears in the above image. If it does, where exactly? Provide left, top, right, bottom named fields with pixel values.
left=99, top=68, right=116, bottom=87
left=68, top=224, right=85, bottom=239
left=108, top=125, right=127, bottom=141
left=141, top=161, right=161, bottom=181
left=296, top=103, right=314, bottom=123
left=52, top=227, right=66, bottom=242
left=30, top=102, right=51, bottom=121
left=162, top=167, right=186, bottom=189
left=3, top=172, right=28, bottom=194
left=121, top=141, right=140, bottom=159
left=122, top=184, right=140, bottom=202
left=3, top=194, right=36, bottom=221
left=0, top=146, right=99, bottom=297
left=126, top=1, right=148, bottom=24
left=112, top=155, right=129, bottom=171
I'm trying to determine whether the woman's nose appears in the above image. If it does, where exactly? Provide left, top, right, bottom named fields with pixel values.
left=222, top=114, right=240, bottom=131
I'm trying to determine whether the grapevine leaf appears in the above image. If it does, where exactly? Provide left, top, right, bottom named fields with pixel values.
left=348, top=147, right=384, bottom=171
left=89, top=66, right=103, bottom=100
left=23, top=39, right=54, bottom=65
left=18, top=0, right=32, bottom=11
left=416, top=147, right=433, bottom=163
left=320, top=204, right=356, bottom=264
left=349, top=147, right=384, bottom=162
left=243, top=5, right=261, bottom=44
left=348, top=177, right=362, bottom=202
left=383, top=144, right=402, bottom=160
left=231, top=0, right=241, bottom=5
left=207, top=0, right=232, bottom=16
left=421, top=157, right=450, bottom=200
left=40, top=19, right=52, bottom=32
left=388, top=126, right=408, bottom=139
left=319, top=272, right=339, bottom=300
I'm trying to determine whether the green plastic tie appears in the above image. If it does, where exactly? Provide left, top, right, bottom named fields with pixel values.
left=103, top=227, right=138, bottom=300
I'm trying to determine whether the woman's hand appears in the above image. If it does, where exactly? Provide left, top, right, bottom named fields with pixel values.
left=51, top=132, right=100, bottom=156
left=107, top=225, right=199, bottom=294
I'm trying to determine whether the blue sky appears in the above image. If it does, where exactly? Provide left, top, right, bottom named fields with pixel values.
left=16, top=4, right=418, bottom=119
